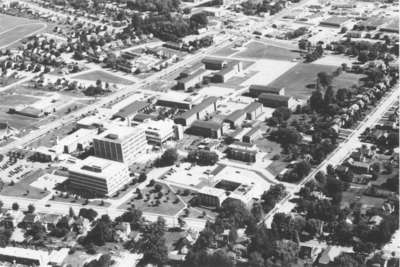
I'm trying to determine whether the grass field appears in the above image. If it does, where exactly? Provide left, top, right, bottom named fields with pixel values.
left=332, top=72, right=366, bottom=89
left=0, top=94, right=39, bottom=107
left=0, top=108, right=39, bottom=130
left=0, top=23, right=46, bottom=48
left=211, top=45, right=238, bottom=57
left=0, top=14, right=37, bottom=32
left=234, top=41, right=300, bottom=61
left=0, top=169, right=50, bottom=199
left=268, top=63, right=338, bottom=99
left=72, top=70, right=134, bottom=85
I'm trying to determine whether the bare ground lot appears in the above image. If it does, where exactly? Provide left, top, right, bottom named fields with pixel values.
left=72, top=70, right=134, bottom=85
left=0, top=14, right=38, bottom=32
left=234, top=41, right=300, bottom=61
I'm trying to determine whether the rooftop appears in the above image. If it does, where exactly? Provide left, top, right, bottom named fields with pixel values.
left=191, top=120, right=222, bottom=130
left=114, top=101, right=150, bottom=119
left=96, top=125, right=143, bottom=142
left=176, top=96, right=217, bottom=120
left=243, top=102, right=263, bottom=113
left=224, top=109, right=246, bottom=122
left=68, top=156, right=127, bottom=178
left=258, top=93, right=291, bottom=102
left=249, top=84, right=283, bottom=93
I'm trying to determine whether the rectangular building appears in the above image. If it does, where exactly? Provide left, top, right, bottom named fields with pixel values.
left=113, top=101, right=151, bottom=123
left=243, top=102, right=263, bottom=120
left=176, top=69, right=207, bottom=91
left=249, top=84, right=285, bottom=97
left=201, top=57, right=227, bottom=70
left=242, top=125, right=262, bottom=143
left=188, top=120, right=223, bottom=138
left=226, top=141, right=257, bottom=162
left=258, top=93, right=297, bottom=110
left=174, top=96, right=217, bottom=126
left=93, top=126, right=146, bottom=165
left=212, top=61, right=242, bottom=83
left=224, top=109, right=246, bottom=129
left=68, top=156, right=130, bottom=196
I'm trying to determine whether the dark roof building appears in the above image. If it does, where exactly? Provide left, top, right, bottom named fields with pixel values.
left=258, top=93, right=296, bottom=109
left=114, top=101, right=151, bottom=120
left=224, top=109, right=246, bottom=129
left=174, top=97, right=217, bottom=126
left=201, top=57, right=227, bottom=70
left=249, top=84, right=285, bottom=97
left=188, top=120, right=223, bottom=138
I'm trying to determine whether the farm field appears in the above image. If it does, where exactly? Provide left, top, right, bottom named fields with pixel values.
left=267, top=63, right=338, bottom=99
left=0, top=23, right=46, bottom=48
left=234, top=41, right=300, bottom=61
left=332, top=72, right=366, bottom=89
left=72, top=70, right=134, bottom=85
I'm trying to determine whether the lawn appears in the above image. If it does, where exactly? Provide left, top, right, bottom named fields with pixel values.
left=267, top=63, right=338, bottom=99
left=0, top=14, right=38, bottom=32
left=254, top=138, right=282, bottom=159
left=211, top=45, right=238, bottom=57
left=0, top=169, right=50, bottom=199
left=0, top=94, right=39, bottom=107
left=266, top=160, right=289, bottom=177
left=0, top=23, right=46, bottom=48
left=234, top=41, right=300, bottom=61
left=0, top=108, right=39, bottom=130
left=119, top=182, right=185, bottom=216
left=332, top=72, right=366, bottom=89
left=72, top=70, right=134, bottom=85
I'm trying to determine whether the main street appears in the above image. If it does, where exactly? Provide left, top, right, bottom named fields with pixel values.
left=264, top=86, right=399, bottom=227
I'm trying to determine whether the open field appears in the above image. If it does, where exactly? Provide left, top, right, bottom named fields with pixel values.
left=0, top=108, right=40, bottom=131
left=72, top=70, right=134, bottom=85
left=0, top=14, right=38, bottom=32
left=0, top=23, right=46, bottom=48
left=234, top=41, right=300, bottom=61
left=0, top=169, right=50, bottom=199
left=332, top=72, right=366, bottom=89
left=211, top=45, right=239, bottom=57
left=241, top=59, right=296, bottom=87
left=268, top=63, right=337, bottom=99
left=0, top=94, right=39, bottom=107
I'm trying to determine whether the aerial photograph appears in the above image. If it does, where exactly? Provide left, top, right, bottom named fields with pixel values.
left=0, top=0, right=398, bottom=266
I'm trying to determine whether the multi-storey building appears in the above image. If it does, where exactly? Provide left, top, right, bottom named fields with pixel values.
left=93, top=126, right=146, bottom=165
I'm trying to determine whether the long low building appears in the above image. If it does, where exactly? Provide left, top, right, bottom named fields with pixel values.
left=68, top=156, right=130, bottom=196
left=248, top=84, right=285, bottom=97
left=188, top=120, right=223, bottom=138
left=174, top=96, right=218, bottom=126
left=176, top=69, right=207, bottom=91
left=258, top=93, right=297, bottom=110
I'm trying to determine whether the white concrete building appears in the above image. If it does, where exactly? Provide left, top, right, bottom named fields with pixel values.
left=68, top=156, right=130, bottom=196
left=93, top=126, right=146, bottom=165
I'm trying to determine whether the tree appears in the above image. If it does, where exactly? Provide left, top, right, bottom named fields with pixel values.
left=158, top=148, right=178, bottom=166
left=333, top=253, right=362, bottom=267
left=27, top=204, right=35, bottom=214
left=138, top=172, right=147, bottom=183
left=69, top=207, right=76, bottom=218
left=310, top=91, right=324, bottom=112
left=358, top=51, right=369, bottom=63
left=136, top=217, right=168, bottom=266
left=248, top=251, right=265, bottom=267
left=83, top=216, right=115, bottom=246
left=324, top=86, right=335, bottom=105
left=79, top=208, right=98, bottom=221
left=269, top=127, right=302, bottom=147
left=12, top=202, right=19, bottom=211
left=315, top=171, right=327, bottom=185
left=272, top=107, right=291, bottom=123
left=84, top=254, right=112, bottom=267
left=228, top=227, right=238, bottom=243
left=187, top=150, right=219, bottom=166
left=317, top=72, right=332, bottom=89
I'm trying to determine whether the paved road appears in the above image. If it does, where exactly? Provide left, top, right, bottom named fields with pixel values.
left=263, top=86, right=399, bottom=227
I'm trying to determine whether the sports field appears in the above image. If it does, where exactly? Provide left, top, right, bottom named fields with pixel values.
left=72, top=70, right=134, bottom=85
left=234, top=41, right=300, bottom=61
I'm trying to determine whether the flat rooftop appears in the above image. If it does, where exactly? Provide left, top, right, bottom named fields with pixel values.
left=96, top=125, right=143, bottom=142
left=68, top=156, right=126, bottom=178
